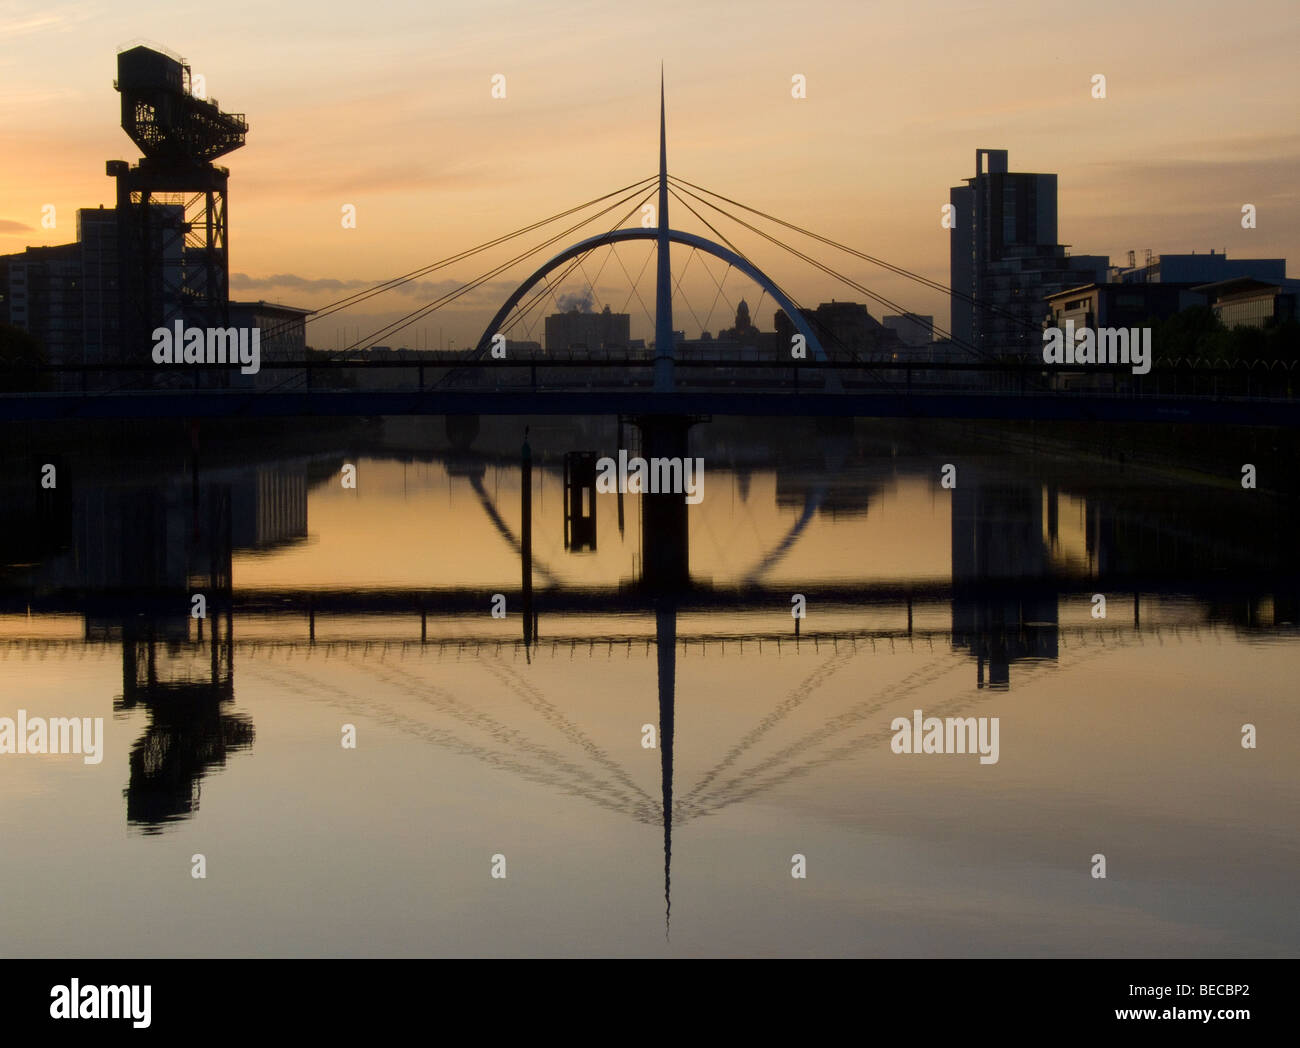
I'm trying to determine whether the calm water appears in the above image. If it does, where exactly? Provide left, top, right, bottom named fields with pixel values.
left=1, top=416, right=1297, bottom=957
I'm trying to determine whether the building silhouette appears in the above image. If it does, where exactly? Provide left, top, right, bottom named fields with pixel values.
left=544, top=304, right=631, bottom=352
left=1045, top=281, right=1207, bottom=331
left=883, top=312, right=934, bottom=347
left=949, top=148, right=1108, bottom=358
left=1195, top=276, right=1300, bottom=329
left=772, top=300, right=898, bottom=360
left=0, top=44, right=310, bottom=389
left=1114, top=249, right=1285, bottom=285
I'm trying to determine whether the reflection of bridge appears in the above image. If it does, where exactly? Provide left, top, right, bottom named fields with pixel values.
left=6, top=420, right=1297, bottom=926
left=0, top=618, right=1263, bottom=660
left=9, top=576, right=1292, bottom=616
left=5, top=597, right=1281, bottom=933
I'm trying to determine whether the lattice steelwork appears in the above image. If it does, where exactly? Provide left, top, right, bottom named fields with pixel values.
left=108, top=45, right=247, bottom=373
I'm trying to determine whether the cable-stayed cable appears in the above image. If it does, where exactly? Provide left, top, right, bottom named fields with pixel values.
left=670, top=175, right=1053, bottom=340
left=262, top=182, right=660, bottom=394
left=670, top=181, right=1001, bottom=372
left=251, top=175, right=658, bottom=347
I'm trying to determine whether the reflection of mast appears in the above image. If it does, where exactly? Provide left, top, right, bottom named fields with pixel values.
left=656, top=598, right=676, bottom=939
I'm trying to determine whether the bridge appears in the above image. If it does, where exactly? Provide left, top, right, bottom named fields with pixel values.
left=8, top=357, right=1300, bottom=424
left=6, top=77, right=1298, bottom=426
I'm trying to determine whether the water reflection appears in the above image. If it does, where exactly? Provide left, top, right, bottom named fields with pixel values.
left=1, top=419, right=1297, bottom=952
left=951, top=479, right=1059, bottom=688
left=117, top=613, right=254, bottom=832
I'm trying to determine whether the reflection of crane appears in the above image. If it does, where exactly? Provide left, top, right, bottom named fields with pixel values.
left=117, top=617, right=254, bottom=833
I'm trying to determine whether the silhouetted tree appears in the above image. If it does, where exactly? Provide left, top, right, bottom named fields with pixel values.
left=1153, top=306, right=1300, bottom=364
left=0, top=323, right=49, bottom=391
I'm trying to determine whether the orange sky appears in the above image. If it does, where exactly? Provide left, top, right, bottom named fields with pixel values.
left=2, top=0, right=1297, bottom=349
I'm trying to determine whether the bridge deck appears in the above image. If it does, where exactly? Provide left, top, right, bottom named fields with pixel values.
left=4, top=387, right=1297, bottom=425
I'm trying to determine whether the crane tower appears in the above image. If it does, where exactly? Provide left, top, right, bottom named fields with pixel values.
left=106, top=43, right=248, bottom=367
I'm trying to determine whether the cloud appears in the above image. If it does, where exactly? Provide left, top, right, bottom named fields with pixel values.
left=231, top=272, right=367, bottom=294
left=0, top=3, right=96, bottom=41
left=0, top=218, right=35, bottom=234
left=230, top=271, right=524, bottom=304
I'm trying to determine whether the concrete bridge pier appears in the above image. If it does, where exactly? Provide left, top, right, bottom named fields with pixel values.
left=634, top=414, right=696, bottom=593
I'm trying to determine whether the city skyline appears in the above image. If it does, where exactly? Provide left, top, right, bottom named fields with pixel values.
left=2, top=0, right=1298, bottom=349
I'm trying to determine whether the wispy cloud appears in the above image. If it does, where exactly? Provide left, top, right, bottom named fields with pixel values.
left=0, top=1, right=98, bottom=40
left=0, top=218, right=35, bottom=234
left=231, top=272, right=368, bottom=295
left=230, top=271, right=525, bottom=303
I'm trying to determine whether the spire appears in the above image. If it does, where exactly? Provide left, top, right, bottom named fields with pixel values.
left=659, top=67, right=668, bottom=225
left=653, top=68, right=674, bottom=392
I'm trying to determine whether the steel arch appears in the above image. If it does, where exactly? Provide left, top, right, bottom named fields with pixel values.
left=474, top=227, right=831, bottom=368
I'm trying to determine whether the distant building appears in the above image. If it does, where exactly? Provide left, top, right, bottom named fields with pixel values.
left=949, top=149, right=1108, bottom=359
left=718, top=299, right=763, bottom=346
left=0, top=242, right=82, bottom=372
left=230, top=465, right=309, bottom=551
left=1194, top=277, right=1300, bottom=329
left=1045, top=283, right=1208, bottom=330
left=77, top=207, right=120, bottom=366
left=229, top=301, right=310, bottom=355
left=808, top=300, right=887, bottom=357
left=1115, top=250, right=1285, bottom=285
left=821, top=301, right=895, bottom=356
left=0, top=204, right=137, bottom=375
left=883, top=313, right=934, bottom=347
left=771, top=300, right=894, bottom=360
left=0, top=208, right=311, bottom=389
left=544, top=305, right=630, bottom=353
left=228, top=300, right=313, bottom=388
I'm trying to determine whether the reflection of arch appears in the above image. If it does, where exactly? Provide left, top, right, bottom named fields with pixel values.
left=741, top=486, right=826, bottom=585
left=470, top=465, right=826, bottom=587
left=474, top=228, right=831, bottom=367
left=465, top=472, right=559, bottom=585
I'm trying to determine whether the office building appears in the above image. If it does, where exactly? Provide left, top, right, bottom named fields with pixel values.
left=544, top=305, right=631, bottom=353
left=1195, top=277, right=1299, bottom=329
left=950, top=149, right=1108, bottom=359
left=883, top=313, right=934, bottom=346
left=1115, top=250, right=1284, bottom=285
left=1045, top=282, right=1208, bottom=330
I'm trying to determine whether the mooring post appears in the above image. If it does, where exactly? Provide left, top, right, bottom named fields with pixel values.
left=521, top=428, right=533, bottom=648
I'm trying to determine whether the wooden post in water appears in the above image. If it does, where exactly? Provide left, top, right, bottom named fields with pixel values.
left=616, top=418, right=626, bottom=537
left=521, top=429, right=533, bottom=649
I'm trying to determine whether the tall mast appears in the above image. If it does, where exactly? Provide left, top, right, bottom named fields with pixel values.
left=653, top=68, right=674, bottom=392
